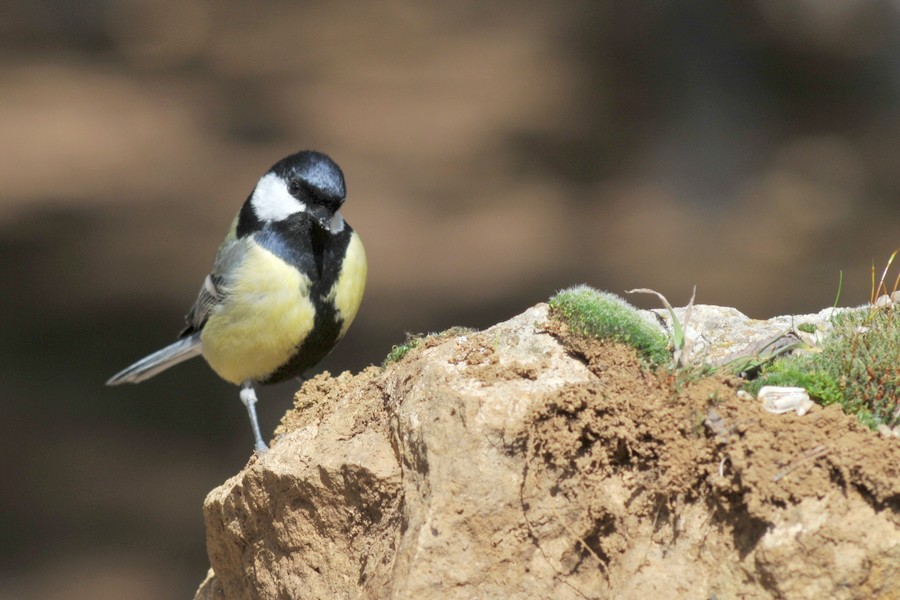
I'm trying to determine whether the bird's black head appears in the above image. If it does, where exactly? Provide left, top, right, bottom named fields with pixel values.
left=240, top=150, right=347, bottom=236
left=272, top=150, right=346, bottom=213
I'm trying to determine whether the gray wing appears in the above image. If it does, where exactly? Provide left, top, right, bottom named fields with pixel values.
left=181, top=233, right=248, bottom=336
left=182, top=273, right=223, bottom=335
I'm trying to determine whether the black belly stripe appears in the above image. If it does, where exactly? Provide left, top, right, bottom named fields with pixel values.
left=251, top=213, right=354, bottom=384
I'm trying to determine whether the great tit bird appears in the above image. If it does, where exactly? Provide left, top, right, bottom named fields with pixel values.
left=107, top=150, right=367, bottom=453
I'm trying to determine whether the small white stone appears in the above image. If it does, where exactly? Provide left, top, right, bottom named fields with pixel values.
left=874, top=294, right=893, bottom=308
left=736, top=390, right=754, bottom=401
left=758, top=386, right=815, bottom=416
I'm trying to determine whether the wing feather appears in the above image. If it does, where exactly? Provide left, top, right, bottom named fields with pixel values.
left=181, top=273, right=223, bottom=336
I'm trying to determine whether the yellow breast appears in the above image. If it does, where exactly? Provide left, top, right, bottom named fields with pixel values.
left=201, top=242, right=316, bottom=384
left=329, top=231, right=367, bottom=338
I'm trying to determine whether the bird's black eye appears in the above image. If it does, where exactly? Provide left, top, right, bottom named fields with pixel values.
left=288, top=179, right=304, bottom=196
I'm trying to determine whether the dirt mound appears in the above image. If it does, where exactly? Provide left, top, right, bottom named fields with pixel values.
left=527, top=323, right=900, bottom=597
left=197, top=304, right=900, bottom=599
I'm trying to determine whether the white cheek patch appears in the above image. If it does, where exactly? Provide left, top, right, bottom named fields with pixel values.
left=251, top=173, right=306, bottom=221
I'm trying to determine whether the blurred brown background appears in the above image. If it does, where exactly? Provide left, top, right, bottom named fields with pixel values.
left=2, top=1, right=899, bottom=598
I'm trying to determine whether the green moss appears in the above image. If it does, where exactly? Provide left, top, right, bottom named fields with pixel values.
left=382, top=326, right=477, bottom=367
left=383, top=335, right=424, bottom=366
left=750, top=304, right=900, bottom=428
left=549, top=285, right=670, bottom=366
left=745, top=356, right=842, bottom=405
left=796, top=322, right=817, bottom=334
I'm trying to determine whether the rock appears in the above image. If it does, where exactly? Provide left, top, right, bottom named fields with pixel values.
left=651, top=303, right=843, bottom=365
left=194, top=569, right=225, bottom=600
left=758, top=385, right=815, bottom=416
left=202, top=367, right=402, bottom=599
left=878, top=424, right=894, bottom=438
left=197, top=303, right=900, bottom=599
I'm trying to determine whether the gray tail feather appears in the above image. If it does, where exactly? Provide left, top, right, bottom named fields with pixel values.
left=106, top=334, right=202, bottom=385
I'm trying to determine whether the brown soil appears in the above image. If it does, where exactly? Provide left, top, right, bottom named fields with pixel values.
left=524, top=322, right=900, bottom=597
left=206, top=309, right=900, bottom=599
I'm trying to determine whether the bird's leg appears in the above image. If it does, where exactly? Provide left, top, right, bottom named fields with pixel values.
left=239, top=383, right=268, bottom=453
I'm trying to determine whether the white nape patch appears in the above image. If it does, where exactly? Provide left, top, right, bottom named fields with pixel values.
left=251, top=173, right=306, bottom=221
left=328, top=211, right=346, bottom=234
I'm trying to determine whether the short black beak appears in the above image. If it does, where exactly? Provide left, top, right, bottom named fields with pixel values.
left=307, top=204, right=335, bottom=230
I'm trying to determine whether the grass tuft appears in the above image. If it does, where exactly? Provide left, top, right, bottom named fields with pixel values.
left=746, top=251, right=900, bottom=429
left=549, top=285, right=670, bottom=366
left=749, top=303, right=900, bottom=429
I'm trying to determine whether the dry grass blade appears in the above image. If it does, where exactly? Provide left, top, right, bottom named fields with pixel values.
left=627, top=286, right=697, bottom=366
